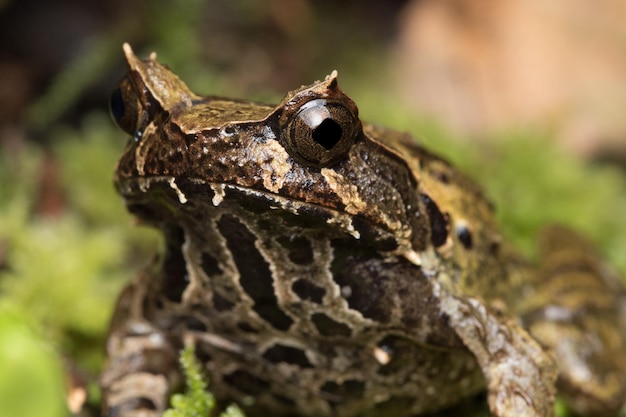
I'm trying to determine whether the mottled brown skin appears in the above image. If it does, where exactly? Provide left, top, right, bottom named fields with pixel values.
left=102, top=44, right=626, bottom=417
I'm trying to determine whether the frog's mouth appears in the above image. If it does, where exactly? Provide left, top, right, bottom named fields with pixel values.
left=118, top=174, right=423, bottom=267
left=116, top=175, right=400, bottom=246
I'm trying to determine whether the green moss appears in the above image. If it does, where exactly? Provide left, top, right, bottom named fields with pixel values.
left=164, top=345, right=245, bottom=417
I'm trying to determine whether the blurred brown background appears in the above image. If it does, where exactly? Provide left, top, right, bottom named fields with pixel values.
left=2, top=0, right=625, bottom=156
left=394, top=0, right=626, bottom=157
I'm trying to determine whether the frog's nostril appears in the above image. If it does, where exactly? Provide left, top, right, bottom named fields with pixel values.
left=456, top=223, right=473, bottom=249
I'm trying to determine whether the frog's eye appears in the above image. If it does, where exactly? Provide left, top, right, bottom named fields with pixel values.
left=109, top=79, right=140, bottom=136
left=283, top=99, right=359, bottom=166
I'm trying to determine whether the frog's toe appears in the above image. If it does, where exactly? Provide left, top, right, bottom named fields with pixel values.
left=103, top=373, right=168, bottom=417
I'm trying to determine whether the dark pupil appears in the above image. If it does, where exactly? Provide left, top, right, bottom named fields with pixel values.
left=312, top=118, right=342, bottom=150
left=109, top=87, right=125, bottom=125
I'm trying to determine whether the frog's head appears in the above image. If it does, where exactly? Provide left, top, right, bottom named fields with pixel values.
left=111, top=44, right=429, bottom=261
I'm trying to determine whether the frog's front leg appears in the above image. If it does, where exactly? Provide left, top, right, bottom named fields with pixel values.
left=439, top=292, right=558, bottom=417
left=101, top=273, right=183, bottom=417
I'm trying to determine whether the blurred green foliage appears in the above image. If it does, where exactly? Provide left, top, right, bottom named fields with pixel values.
left=0, top=304, right=66, bottom=417
left=0, top=114, right=160, bottom=413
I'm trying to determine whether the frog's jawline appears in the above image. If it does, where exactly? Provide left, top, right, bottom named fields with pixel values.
left=118, top=175, right=381, bottom=242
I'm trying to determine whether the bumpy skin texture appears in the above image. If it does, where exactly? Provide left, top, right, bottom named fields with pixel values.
left=102, top=44, right=626, bottom=417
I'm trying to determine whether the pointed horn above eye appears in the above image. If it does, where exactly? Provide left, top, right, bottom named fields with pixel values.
left=119, top=43, right=198, bottom=109
left=324, top=70, right=339, bottom=89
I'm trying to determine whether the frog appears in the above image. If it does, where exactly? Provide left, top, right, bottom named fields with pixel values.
left=101, top=43, right=626, bottom=417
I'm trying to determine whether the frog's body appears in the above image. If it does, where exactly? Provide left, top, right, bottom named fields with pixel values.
left=102, top=44, right=626, bottom=417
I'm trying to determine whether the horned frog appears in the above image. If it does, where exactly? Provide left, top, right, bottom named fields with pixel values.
left=102, top=44, right=626, bottom=417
